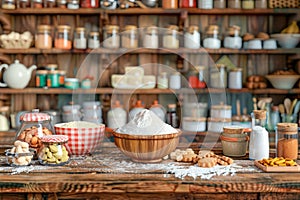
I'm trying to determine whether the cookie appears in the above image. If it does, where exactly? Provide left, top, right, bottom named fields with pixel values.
left=198, top=150, right=215, bottom=159
left=182, top=152, right=197, bottom=162
left=198, top=157, right=217, bottom=168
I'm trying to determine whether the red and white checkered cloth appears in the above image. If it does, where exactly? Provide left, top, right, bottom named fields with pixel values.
left=21, top=112, right=51, bottom=122
left=55, top=124, right=105, bottom=155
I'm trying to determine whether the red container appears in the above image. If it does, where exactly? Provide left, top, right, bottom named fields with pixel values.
left=179, top=0, right=196, bottom=8
left=80, top=0, right=98, bottom=8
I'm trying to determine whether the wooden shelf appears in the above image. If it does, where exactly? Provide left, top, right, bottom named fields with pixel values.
left=1, top=8, right=299, bottom=15
left=1, top=87, right=299, bottom=95
left=0, top=48, right=299, bottom=55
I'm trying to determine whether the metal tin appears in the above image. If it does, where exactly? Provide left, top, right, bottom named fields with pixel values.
left=210, top=104, right=232, bottom=119
left=47, top=70, right=60, bottom=88
left=64, top=78, right=80, bottom=89
left=36, top=70, right=48, bottom=88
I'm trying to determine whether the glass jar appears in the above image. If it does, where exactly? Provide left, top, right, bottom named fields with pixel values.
left=166, top=104, right=179, bottom=128
left=2, top=0, right=16, bottom=9
left=107, top=100, right=127, bottom=129
left=214, top=0, right=226, bottom=8
left=242, top=0, right=254, bottom=9
left=56, top=0, right=67, bottom=8
left=17, top=0, right=29, bottom=8
left=143, top=26, right=159, bottom=49
left=103, top=25, right=120, bottom=49
left=163, top=25, right=179, bottom=49
left=38, top=135, right=69, bottom=166
left=169, top=72, right=181, bottom=89
left=43, top=0, right=55, bottom=7
left=80, top=0, right=99, bottom=8
left=54, top=25, right=72, bottom=50
left=276, top=123, right=298, bottom=160
left=157, top=72, right=168, bottom=89
left=31, top=0, right=42, bottom=8
left=179, top=0, right=196, bottom=8
left=15, top=109, right=54, bottom=152
left=88, top=31, right=100, bottom=49
left=73, top=27, right=87, bottom=49
left=228, top=68, right=242, bottom=89
left=255, top=0, right=267, bottom=8
left=224, top=25, right=242, bottom=49
left=184, top=25, right=200, bottom=49
left=58, top=70, right=66, bottom=87
left=47, top=70, right=60, bottom=88
left=249, top=110, right=269, bottom=160
left=203, top=25, right=221, bottom=49
left=198, top=0, right=213, bottom=9
left=210, top=64, right=227, bottom=88
left=36, top=70, right=48, bottom=88
left=67, top=0, right=79, bottom=9
left=162, top=0, right=178, bottom=9
left=35, top=25, right=53, bottom=49
left=228, top=0, right=241, bottom=8
left=121, top=25, right=138, bottom=49
left=46, top=64, right=58, bottom=71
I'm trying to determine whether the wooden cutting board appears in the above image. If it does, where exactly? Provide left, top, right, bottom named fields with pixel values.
left=254, top=161, right=300, bottom=172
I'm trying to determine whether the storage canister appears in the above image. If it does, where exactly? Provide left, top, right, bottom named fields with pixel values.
left=214, top=0, right=226, bottom=8
left=255, top=0, right=267, bottom=8
left=228, top=0, right=241, bottom=8
left=35, top=25, right=52, bottom=49
left=103, top=25, right=120, bottom=48
left=80, top=0, right=99, bottom=8
left=88, top=32, right=100, bottom=49
left=163, top=25, right=180, bottom=49
left=73, top=27, right=87, bottom=49
left=58, top=70, right=66, bottom=87
left=107, top=100, right=127, bottom=129
left=182, top=117, right=206, bottom=132
left=36, top=70, right=48, bottom=88
left=169, top=72, right=181, bottom=89
left=143, top=26, right=159, bottom=49
left=220, top=131, right=249, bottom=157
left=64, top=78, right=80, bottom=89
left=224, top=25, right=242, bottom=49
left=2, top=0, right=16, bottom=9
left=207, top=117, right=232, bottom=133
left=203, top=25, right=221, bottom=49
left=242, top=0, right=254, bottom=9
left=162, top=0, right=178, bottom=9
left=121, top=25, right=138, bottom=49
left=184, top=25, right=200, bottom=49
left=276, top=123, right=298, bottom=160
left=54, top=25, right=72, bottom=50
left=198, top=0, right=213, bottom=9
left=210, top=104, right=232, bottom=119
left=228, top=68, right=243, bottom=89
left=47, top=70, right=60, bottom=88
left=210, top=64, right=227, bottom=88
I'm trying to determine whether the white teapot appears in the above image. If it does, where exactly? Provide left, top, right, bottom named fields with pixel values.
left=0, top=60, right=37, bottom=89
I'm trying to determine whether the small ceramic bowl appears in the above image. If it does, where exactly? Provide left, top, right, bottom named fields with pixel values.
left=248, top=39, right=262, bottom=49
left=263, top=39, right=277, bottom=49
left=64, top=78, right=80, bottom=89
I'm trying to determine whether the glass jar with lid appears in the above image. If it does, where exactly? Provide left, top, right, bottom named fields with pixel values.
left=103, top=25, right=120, bottom=49
left=143, top=26, right=159, bottom=49
left=57, top=0, right=67, bottom=8
left=203, top=25, right=221, bottom=49
left=224, top=25, right=242, bottom=49
left=67, top=0, right=79, bottom=9
left=43, top=0, right=55, bottom=7
left=31, top=0, right=42, bottom=8
left=242, top=0, right=254, bottom=9
left=35, top=25, right=53, bottom=49
left=163, top=25, right=180, bottom=49
left=17, top=0, right=29, bottom=8
left=38, top=135, right=70, bottom=166
left=184, top=25, right=200, bottom=49
left=88, top=31, right=100, bottom=49
left=228, top=0, right=241, bottom=8
left=121, top=25, right=138, bottom=49
left=73, top=27, right=87, bottom=49
left=15, top=109, right=54, bottom=152
left=276, top=123, right=298, bottom=160
left=2, top=0, right=16, bottom=9
left=54, top=25, right=72, bottom=50
left=210, top=64, right=227, bottom=88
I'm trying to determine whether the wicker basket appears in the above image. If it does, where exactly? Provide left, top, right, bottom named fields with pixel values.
left=269, top=0, right=300, bottom=8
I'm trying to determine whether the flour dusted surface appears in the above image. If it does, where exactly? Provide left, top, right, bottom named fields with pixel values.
left=59, top=121, right=100, bottom=128
left=116, top=109, right=178, bottom=135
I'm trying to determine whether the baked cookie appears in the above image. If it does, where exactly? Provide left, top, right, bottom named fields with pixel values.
left=198, top=150, right=215, bottom=159
left=198, top=157, right=217, bottom=168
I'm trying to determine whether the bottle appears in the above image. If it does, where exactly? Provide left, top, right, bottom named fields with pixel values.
left=276, top=123, right=298, bottom=160
left=35, top=25, right=53, bottom=49
left=167, top=104, right=178, bottom=128
left=88, top=32, right=100, bottom=49
left=121, top=25, right=138, bottom=49
left=149, top=100, right=166, bottom=122
left=54, top=25, right=72, bottom=50
left=129, top=100, right=145, bottom=120
left=73, top=27, right=87, bottom=49
left=249, top=110, right=269, bottom=160
left=103, top=25, right=120, bottom=49
left=107, top=100, right=127, bottom=129
left=163, top=25, right=179, bottom=49
left=143, top=26, right=159, bottom=49
left=184, top=25, right=200, bottom=49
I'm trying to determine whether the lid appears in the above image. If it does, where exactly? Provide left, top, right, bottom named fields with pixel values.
left=48, top=70, right=60, bottom=74
left=41, top=135, right=68, bottom=143
left=37, top=25, right=52, bottom=32
left=89, top=31, right=99, bottom=36
left=145, top=26, right=158, bottom=34
left=124, top=25, right=137, bottom=31
left=21, top=109, right=51, bottom=122
left=277, top=123, right=298, bottom=133
left=36, top=70, right=48, bottom=75
left=206, top=25, right=219, bottom=34
left=207, top=117, right=232, bottom=122
left=167, top=25, right=179, bottom=31
left=230, top=68, right=243, bottom=72
left=57, top=25, right=71, bottom=32
left=65, top=78, right=79, bottom=82
left=211, top=104, right=232, bottom=110
left=183, top=117, right=206, bottom=122
left=253, top=110, right=266, bottom=119
left=223, top=126, right=244, bottom=134
left=187, top=25, right=199, bottom=33
left=46, top=64, right=58, bottom=70
left=105, top=25, right=120, bottom=33
left=134, top=100, right=144, bottom=108
left=57, top=0, right=67, bottom=4
left=75, top=27, right=85, bottom=32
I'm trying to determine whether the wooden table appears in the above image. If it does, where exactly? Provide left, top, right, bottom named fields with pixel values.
left=0, top=145, right=300, bottom=200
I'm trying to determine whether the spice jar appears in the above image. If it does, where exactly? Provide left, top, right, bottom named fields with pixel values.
left=31, top=0, right=42, bottom=8
left=224, top=25, right=242, bottom=49
left=169, top=72, right=181, bottom=89
left=17, top=0, right=29, bottom=8
left=38, top=135, right=69, bottom=166
left=36, top=70, right=48, bottom=88
left=210, top=64, right=227, bottom=88
left=73, top=27, right=87, bottom=49
left=67, top=0, right=79, bottom=9
left=163, top=25, right=179, bottom=49
left=56, top=0, right=67, bottom=8
left=80, top=0, right=99, bottom=8
left=157, top=72, right=168, bottom=89
left=107, top=100, right=127, bottom=129
left=214, top=0, right=226, bottom=8
left=184, top=25, right=200, bottom=49
left=198, top=0, right=213, bottom=9
left=203, top=25, right=221, bottom=49
left=2, top=0, right=16, bottom=9
left=255, top=0, right=267, bottom=8
left=43, top=0, right=55, bottom=7
left=35, top=25, right=53, bottom=49
left=15, top=109, right=54, bottom=152
left=143, top=26, right=159, bottom=49
left=121, top=25, right=138, bottom=49
left=103, top=25, right=120, bottom=49
left=249, top=110, right=269, bottom=160
left=88, top=31, right=100, bottom=49
left=47, top=70, right=60, bottom=88
left=179, top=0, right=196, bottom=8
left=58, top=70, right=66, bottom=87
left=228, top=0, right=241, bottom=8
left=242, top=0, right=254, bottom=9
left=54, top=25, right=72, bottom=50
left=276, top=123, right=298, bottom=160
left=162, top=0, right=178, bottom=9
left=228, top=68, right=243, bottom=89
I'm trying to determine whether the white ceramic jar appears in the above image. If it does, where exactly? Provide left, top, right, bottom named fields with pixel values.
left=182, top=117, right=206, bottom=132
left=207, top=118, right=232, bottom=133
left=210, top=104, right=232, bottom=119
left=184, top=25, right=200, bottom=49
left=224, top=25, right=242, bottom=49
left=107, top=101, right=127, bottom=129
left=228, top=68, right=243, bottom=89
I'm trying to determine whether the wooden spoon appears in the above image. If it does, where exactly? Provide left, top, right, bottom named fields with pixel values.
left=284, top=98, right=291, bottom=115
left=289, top=99, right=297, bottom=115
left=279, top=104, right=285, bottom=114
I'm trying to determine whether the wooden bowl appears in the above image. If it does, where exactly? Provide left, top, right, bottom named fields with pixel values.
left=112, top=131, right=181, bottom=163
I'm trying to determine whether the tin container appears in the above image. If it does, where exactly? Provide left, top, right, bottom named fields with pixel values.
left=64, top=78, right=80, bottom=89
left=210, top=104, right=232, bottom=119
left=47, top=70, right=60, bottom=88
left=207, top=118, right=232, bottom=133
left=36, top=70, right=48, bottom=88
left=182, top=117, right=206, bottom=132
